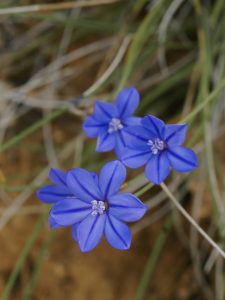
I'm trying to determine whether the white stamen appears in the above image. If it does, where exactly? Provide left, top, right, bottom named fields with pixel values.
left=147, top=138, right=165, bottom=155
left=108, top=118, right=123, bottom=133
left=91, top=200, right=106, bottom=216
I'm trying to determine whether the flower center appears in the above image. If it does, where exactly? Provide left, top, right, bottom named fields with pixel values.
left=108, top=118, right=123, bottom=134
left=91, top=200, right=107, bottom=216
left=147, top=138, right=165, bottom=155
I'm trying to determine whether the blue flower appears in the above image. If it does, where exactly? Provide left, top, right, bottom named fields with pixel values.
left=82, top=87, right=141, bottom=158
left=49, top=160, right=147, bottom=252
left=122, top=115, right=198, bottom=185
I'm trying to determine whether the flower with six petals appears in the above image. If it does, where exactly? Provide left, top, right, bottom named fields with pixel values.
left=122, top=115, right=198, bottom=185
left=49, top=160, right=147, bottom=252
left=82, top=87, right=141, bottom=158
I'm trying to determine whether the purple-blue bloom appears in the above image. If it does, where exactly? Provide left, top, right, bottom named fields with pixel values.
left=122, top=115, right=198, bottom=185
left=49, top=160, right=147, bottom=252
left=82, top=87, right=141, bottom=158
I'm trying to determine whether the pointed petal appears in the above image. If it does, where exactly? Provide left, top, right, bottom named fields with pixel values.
left=104, top=215, right=131, bottom=250
left=67, top=169, right=102, bottom=202
left=69, top=170, right=98, bottom=184
left=36, top=185, right=72, bottom=204
left=77, top=214, right=106, bottom=252
left=142, top=115, right=165, bottom=138
left=164, top=124, right=187, bottom=146
left=167, top=146, right=198, bottom=172
left=144, top=152, right=170, bottom=185
left=93, top=101, right=118, bottom=122
left=96, top=130, right=115, bottom=152
left=123, top=116, right=142, bottom=126
left=115, top=87, right=140, bottom=118
left=49, top=168, right=67, bottom=186
left=72, top=223, right=79, bottom=242
left=108, top=193, right=147, bottom=222
left=49, top=215, right=62, bottom=229
left=50, top=198, right=91, bottom=226
left=99, top=160, right=126, bottom=198
left=122, top=147, right=151, bottom=168
left=90, top=171, right=98, bottom=185
left=82, top=115, right=107, bottom=138
left=123, top=126, right=151, bottom=150
left=114, top=131, right=126, bottom=159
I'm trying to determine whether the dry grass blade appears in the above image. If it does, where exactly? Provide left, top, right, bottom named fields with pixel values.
left=0, top=0, right=123, bottom=15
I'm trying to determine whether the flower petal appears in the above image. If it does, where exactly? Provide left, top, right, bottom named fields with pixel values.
left=77, top=214, right=106, bottom=252
left=67, top=169, right=102, bottom=202
left=167, top=146, right=198, bottom=172
left=96, top=130, right=115, bottom=152
left=50, top=198, right=91, bottom=226
left=49, top=215, right=62, bottom=229
left=90, top=171, right=98, bottom=185
left=93, top=101, right=118, bottom=122
left=99, top=160, right=126, bottom=198
left=70, top=170, right=98, bottom=184
left=72, top=223, right=79, bottom=242
left=122, top=126, right=152, bottom=150
left=82, top=115, right=107, bottom=138
left=164, top=124, right=187, bottom=146
left=104, top=215, right=131, bottom=250
left=49, top=168, right=67, bottom=186
left=142, top=115, right=165, bottom=138
left=115, top=87, right=140, bottom=118
left=122, top=147, right=151, bottom=168
left=114, top=131, right=126, bottom=159
left=144, top=152, right=170, bottom=184
left=123, top=116, right=142, bottom=126
left=36, top=185, right=72, bottom=204
left=108, top=193, right=147, bottom=222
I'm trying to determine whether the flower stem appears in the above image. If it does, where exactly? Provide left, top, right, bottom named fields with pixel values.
left=160, top=182, right=225, bottom=259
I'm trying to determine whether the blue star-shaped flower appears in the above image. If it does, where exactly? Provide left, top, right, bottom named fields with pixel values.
left=82, top=87, right=141, bottom=158
left=122, top=115, right=198, bottom=185
left=48, top=160, right=147, bottom=252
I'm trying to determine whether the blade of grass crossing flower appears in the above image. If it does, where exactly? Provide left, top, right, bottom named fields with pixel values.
left=135, top=215, right=173, bottom=300
left=0, top=211, right=48, bottom=300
